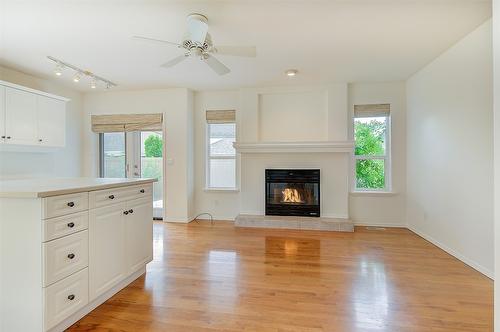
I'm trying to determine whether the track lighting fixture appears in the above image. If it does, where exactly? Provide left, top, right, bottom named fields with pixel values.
left=47, top=56, right=117, bottom=89
left=72, top=72, right=82, bottom=83
left=53, top=63, right=64, bottom=76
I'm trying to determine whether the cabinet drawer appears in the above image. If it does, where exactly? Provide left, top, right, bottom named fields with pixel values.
left=43, top=211, right=89, bottom=242
left=43, top=230, right=89, bottom=286
left=89, top=184, right=153, bottom=208
left=44, top=268, right=89, bottom=331
left=43, top=192, right=89, bottom=219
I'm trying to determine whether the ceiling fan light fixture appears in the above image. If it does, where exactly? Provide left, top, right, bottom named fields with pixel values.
left=285, top=69, right=298, bottom=77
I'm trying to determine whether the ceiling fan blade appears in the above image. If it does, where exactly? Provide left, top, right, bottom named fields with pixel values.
left=132, top=35, right=180, bottom=47
left=214, top=45, right=256, bottom=57
left=161, top=55, right=188, bottom=68
left=187, top=14, right=208, bottom=44
left=204, top=55, right=230, bottom=75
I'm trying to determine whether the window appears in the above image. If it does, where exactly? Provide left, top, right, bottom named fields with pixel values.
left=353, top=104, right=391, bottom=191
left=99, top=132, right=126, bottom=178
left=206, top=123, right=237, bottom=189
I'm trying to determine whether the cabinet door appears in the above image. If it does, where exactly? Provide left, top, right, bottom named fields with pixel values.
left=125, top=198, right=153, bottom=273
left=89, top=203, right=127, bottom=300
left=37, top=95, right=66, bottom=147
left=5, top=87, right=38, bottom=145
left=0, top=86, right=5, bottom=141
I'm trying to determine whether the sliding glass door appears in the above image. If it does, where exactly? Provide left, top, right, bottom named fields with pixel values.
left=139, top=131, right=163, bottom=219
left=99, top=131, right=164, bottom=219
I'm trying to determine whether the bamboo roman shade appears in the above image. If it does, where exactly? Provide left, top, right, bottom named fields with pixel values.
left=354, top=104, right=390, bottom=118
left=91, top=113, right=163, bottom=133
left=206, top=110, right=236, bottom=124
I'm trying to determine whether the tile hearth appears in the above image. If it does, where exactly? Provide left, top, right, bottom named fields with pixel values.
left=235, top=214, right=354, bottom=232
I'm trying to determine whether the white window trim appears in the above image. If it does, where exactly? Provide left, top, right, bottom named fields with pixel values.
left=352, top=114, right=392, bottom=192
left=205, top=123, right=238, bottom=191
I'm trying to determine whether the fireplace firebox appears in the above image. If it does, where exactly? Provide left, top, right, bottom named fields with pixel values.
left=265, top=169, right=320, bottom=217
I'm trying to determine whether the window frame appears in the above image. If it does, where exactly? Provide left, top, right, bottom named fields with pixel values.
left=205, top=122, right=238, bottom=191
left=352, top=114, right=392, bottom=192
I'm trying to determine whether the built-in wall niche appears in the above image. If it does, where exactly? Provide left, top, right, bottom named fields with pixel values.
left=257, top=90, right=328, bottom=142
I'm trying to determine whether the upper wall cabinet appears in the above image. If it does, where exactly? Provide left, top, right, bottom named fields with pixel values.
left=0, top=81, right=69, bottom=148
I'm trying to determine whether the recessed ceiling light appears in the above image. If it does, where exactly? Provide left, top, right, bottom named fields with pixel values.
left=285, top=69, right=298, bottom=77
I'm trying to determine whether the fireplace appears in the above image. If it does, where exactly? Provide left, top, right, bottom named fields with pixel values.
left=265, top=169, right=320, bottom=217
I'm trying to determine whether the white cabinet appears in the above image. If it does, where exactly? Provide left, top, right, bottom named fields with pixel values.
left=89, top=203, right=127, bottom=300
left=0, top=180, right=154, bottom=332
left=0, top=80, right=68, bottom=148
left=38, top=95, right=66, bottom=147
left=89, top=195, right=153, bottom=300
left=5, top=86, right=38, bottom=145
left=125, top=198, right=153, bottom=273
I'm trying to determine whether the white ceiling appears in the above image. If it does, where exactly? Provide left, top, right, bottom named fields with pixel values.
left=0, top=0, right=492, bottom=91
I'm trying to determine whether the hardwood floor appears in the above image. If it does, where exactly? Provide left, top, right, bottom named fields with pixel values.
left=68, top=221, right=493, bottom=332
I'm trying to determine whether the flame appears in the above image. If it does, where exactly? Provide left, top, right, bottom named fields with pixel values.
left=281, top=188, right=303, bottom=203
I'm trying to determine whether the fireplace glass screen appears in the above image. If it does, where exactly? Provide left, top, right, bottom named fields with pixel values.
left=265, top=169, right=320, bottom=217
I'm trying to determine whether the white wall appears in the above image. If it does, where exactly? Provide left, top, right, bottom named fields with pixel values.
left=82, top=88, right=194, bottom=222
left=194, top=90, right=240, bottom=220
left=0, top=66, right=83, bottom=179
left=493, top=0, right=500, bottom=327
left=348, top=82, right=407, bottom=227
left=407, top=20, right=493, bottom=277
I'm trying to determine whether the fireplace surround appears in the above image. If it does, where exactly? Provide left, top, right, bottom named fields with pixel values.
left=265, top=169, right=320, bottom=217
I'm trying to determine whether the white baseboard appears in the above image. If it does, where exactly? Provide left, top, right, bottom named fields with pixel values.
left=408, top=226, right=493, bottom=280
left=354, top=221, right=407, bottom=228
left=195, top=215, right=236, bottom=221
left=48, top=266, right=146, bottom=332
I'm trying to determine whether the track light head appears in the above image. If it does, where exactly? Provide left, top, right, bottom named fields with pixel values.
left=73, top=72, right=82, bottom=83
left=53, top=63, right=64, bottom=76
left=90, top=77, right=97, bottom=89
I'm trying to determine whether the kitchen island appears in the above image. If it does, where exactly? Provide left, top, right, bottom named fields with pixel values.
left=0, top=177, right=156, bottom=332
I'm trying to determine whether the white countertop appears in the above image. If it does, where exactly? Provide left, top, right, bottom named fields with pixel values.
left=0, top=177, right=157, bottom=198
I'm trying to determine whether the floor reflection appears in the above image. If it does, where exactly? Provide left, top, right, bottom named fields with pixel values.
left=352, top=256, right=390, bottom=330
left=205, top=250, right=239, bottom=311
left=265, top=236, right=321, bottom=260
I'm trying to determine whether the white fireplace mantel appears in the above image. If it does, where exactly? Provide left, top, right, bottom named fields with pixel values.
left=233, top=141, right=354, bottom=154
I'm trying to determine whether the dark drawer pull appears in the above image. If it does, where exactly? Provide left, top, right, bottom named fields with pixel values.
left=108, top=194, right=115, bottom=199
left=6, top=136, right=11, bottom=139
left=123, top=210, right=129, bottom=215
left=128, top=209, right=134, bottom=214
left=67, top=222, right=75, bottom=228
left=67, top=294, right=75, bottom=301
left=67, top=253, right=75, bottom=259
left=139, top=189, right=145, bottom=193
left=67, top=202, right=75, bottom=207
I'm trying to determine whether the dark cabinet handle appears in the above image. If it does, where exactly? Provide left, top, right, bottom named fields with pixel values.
left=139, top=189, right=145, bottom=193
left=128, top=209, right=134, bottom=214
left=38, top=139, right=43, bottom=142
left=67, top=294, right=75, bottom=301
left=123, top=210, right=129, bottom=215
left=108, top=195, right=115, bottom=199
left=6, top=136, right=11, bottom=139
left=67, top=253, right=75, bottom=259
left=67, top=222, right=75, bottom=228
left=67, top=202, right=75, bottom=207
left=1, top=136, right=5, bottom=139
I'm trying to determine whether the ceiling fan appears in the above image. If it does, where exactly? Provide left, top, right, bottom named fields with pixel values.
left=133, top=13, right=256, bottom=75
